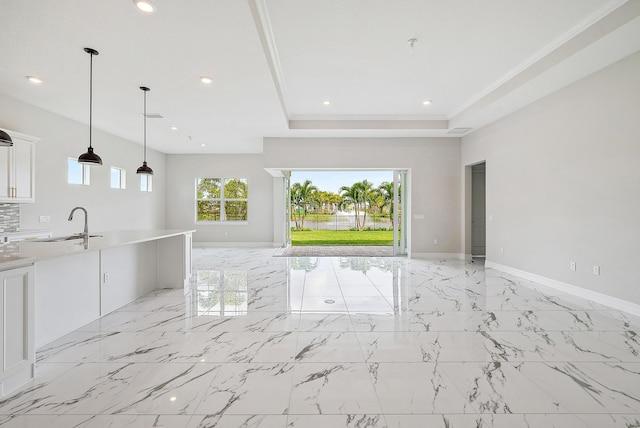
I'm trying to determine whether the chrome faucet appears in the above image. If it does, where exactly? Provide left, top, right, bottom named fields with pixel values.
left=68, top=206, right=89, bottom=247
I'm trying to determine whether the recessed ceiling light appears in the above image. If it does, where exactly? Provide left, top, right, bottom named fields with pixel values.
left=200, top=143, right=206, bottom=147
left=170, top=126, right=178, bottom=131
left=169, top=396, right=177, bottom=402
left=422, top=100, right=432, bottom=106
left=200, top=76, right=213, bottom=84
left=134, top=0, right=155, bottom=13
left=323, top=100, right=331, bottom=106
left=26, top=76, right=42, bottom=84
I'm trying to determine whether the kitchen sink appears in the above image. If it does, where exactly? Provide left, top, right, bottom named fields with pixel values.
left=36, top=234, right=102, bottom=242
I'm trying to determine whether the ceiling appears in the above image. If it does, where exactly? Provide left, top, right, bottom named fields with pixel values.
left=1, top=0, right=639, bottom=154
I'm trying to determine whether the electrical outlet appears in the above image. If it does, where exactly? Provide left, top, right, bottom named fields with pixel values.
left=593, top=266, right=600, bottom=275
left=103, top=272, right=110, bottom=283
left=569, top=261, right=576, bottom=271
left=500, top=246, right=504, bottom=254
left=433, top=239, right=438, bottom=245
left=39, top=215, right=51, bottom=223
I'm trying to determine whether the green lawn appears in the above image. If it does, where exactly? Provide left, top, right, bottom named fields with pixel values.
left=291, top=230, right=393, bottom=246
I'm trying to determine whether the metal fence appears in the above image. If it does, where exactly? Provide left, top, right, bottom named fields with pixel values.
left=292, top=213, right=392, bottom=231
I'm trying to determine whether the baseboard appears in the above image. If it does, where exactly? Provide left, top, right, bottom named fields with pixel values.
left=411, top=252, right=465, bottom=260
left=193, top=242, right=277, bottom=248
left=485, top=261, right=640, bottom=316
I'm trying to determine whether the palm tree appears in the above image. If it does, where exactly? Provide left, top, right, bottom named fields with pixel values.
left=340, top=180, right=375, bottom=230
left=316, top=190, right=341, bottom=214
left=339, top=182, right=361, bottom=229
left=358, top=180, right=376, bottom=230
left=290, top=180, right=318, bottom=230
left=378, top=181, right=399, bottom=228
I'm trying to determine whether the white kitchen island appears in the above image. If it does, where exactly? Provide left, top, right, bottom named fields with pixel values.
left=0, top=229, right=193, bottom=398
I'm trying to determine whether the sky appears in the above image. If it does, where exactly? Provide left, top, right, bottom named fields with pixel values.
left=290, top=170, right=393, bottom=194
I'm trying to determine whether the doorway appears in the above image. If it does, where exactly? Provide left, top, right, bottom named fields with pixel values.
left=280, top=169, right=409, bottom=256
left=471, top=162, right=486, bottom=257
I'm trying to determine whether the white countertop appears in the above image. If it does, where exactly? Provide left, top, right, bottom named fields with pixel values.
left=0, top=229, right=195, bottom=270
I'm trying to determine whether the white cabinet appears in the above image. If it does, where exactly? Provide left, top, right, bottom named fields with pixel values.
left=157, top=233, right=193, bottom=294
left=35, top=253, right=100, bottom=349
left=100, top=242, right=157, bottom=316
left=0, top=264, right=35, bottom=398
left=0, top=129, right=38, bottom=203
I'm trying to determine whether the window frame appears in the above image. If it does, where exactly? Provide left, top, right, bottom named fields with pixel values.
left=67, top=157, right=91, bottom=185
left=195, top=177, right=248, bottom=224
left=110, top=166, right=127, bottom=190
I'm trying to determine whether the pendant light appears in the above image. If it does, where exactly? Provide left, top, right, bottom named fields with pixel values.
left=136, top=86, right=153, bottom=175
left=78, top=47, right=102, bottom=165
left=0, top=130, right=13, bottom=147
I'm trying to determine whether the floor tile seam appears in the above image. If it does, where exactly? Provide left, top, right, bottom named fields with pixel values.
left=352, top=361, right=640, bottom=367
left=353, top=329, right=636, bottom=333
left=40, top=357, right=640, bottom=364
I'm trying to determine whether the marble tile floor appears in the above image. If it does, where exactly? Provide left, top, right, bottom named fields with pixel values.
left=1, top=248, right=640, bottom=427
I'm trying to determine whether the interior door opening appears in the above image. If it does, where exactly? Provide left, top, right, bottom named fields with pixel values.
left=471, top=162, right=486, bottom=257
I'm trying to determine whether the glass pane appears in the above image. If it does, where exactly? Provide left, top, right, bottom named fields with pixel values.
left=224, top=178, right=248, bottom=198
left=110, top=168, right=120, bottom=188
left=140, top=174, right=147, bottom=191
left=197, top=178, right=221, bottom=199
left=225, top=200, right=248, bottom=221
left=68, top=158, right=82, bottom=184
left=197, top=200, right=221, bottom=221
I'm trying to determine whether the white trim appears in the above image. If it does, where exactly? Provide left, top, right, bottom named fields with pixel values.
left=193, top=241, right=276, bottom=248
left=449, top=0, right=629, bottom=119
left=486, top=261, right=640, bottom=316
left=248, top=0, right=290, bottom=119
left=411, top=252, right=465, bottom=260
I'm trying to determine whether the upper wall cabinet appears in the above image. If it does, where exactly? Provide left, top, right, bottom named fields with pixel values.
left=0, top=129, right=38, bottom=204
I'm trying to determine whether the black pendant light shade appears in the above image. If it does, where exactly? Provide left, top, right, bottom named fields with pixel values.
left=0, top=130, right=13, bottom=147
left=78, top=47, right=102, bottom=165
left=137, top=161, right=153, bottom=175
left=136, top=86, right=153, bottom=175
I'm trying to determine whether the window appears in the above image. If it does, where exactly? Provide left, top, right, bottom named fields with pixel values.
left=140, top=174, right=153, bottom=192
left=196, top=178, right=248, bottom=222
left=110, top=167, right=126, bottom=189
left=68, top=158, right=90, bottom=185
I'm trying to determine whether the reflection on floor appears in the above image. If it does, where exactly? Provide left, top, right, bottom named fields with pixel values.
left=275, top=245, right=394, bottom=257
left=1, top=248, right=640, bottom=427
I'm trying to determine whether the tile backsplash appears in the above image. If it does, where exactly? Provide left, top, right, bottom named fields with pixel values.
left=0, top=203, right=20, bottom=233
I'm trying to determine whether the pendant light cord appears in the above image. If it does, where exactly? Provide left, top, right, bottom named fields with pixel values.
left=143, top=89, right=147, bottom=163
left=89, top=51, right=93, bottom=149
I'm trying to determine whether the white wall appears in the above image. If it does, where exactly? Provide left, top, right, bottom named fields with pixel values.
left=165, top=154, right=274, bottom=244
left=262, top=137, right=462, bottom=255
left=461, top=51, right=640, bottom=304
left=0, top=93, right=166, bottom=234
